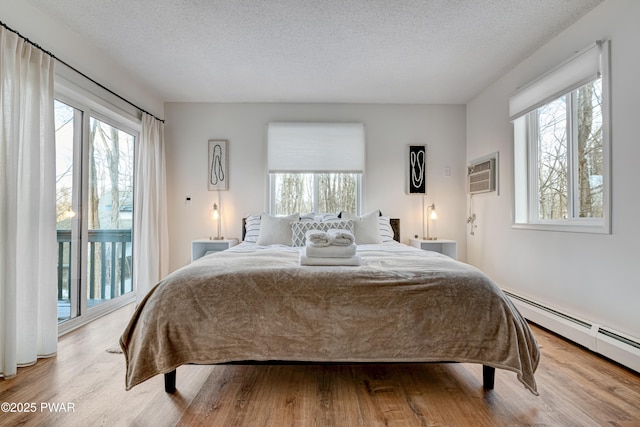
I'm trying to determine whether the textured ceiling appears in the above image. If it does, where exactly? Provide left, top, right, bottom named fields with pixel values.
left=25, top=0, right=603, bottom=104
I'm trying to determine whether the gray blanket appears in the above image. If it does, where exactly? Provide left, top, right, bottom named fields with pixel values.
left=121, top=244, right=539, bottom=394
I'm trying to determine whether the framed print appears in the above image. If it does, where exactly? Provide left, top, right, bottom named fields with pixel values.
left=208, top=140, right=228, bottom=191
left=407, top=145, right=426, bottom=194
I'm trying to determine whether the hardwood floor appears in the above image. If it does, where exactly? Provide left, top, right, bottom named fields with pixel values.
left=1, top=303, right=639, bottom=426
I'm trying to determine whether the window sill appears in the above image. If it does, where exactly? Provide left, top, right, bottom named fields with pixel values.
left=512, top=221, right=610, bottom=235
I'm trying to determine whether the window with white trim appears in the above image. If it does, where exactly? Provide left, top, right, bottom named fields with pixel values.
left=511, top=41, right=610, bottom=233
left=267, top=122, right=364, bottom=215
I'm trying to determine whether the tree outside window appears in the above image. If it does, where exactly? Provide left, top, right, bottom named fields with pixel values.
left=271, top=173, right=359, bottom=215
left=534, top=78, right=603, bottom=221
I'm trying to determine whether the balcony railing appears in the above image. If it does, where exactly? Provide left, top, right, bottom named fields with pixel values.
left=57, top=229, right=132, bottom=304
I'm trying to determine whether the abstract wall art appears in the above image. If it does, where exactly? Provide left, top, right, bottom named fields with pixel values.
left=407, top=144, right=426, bottom=194
left=208, top=140, right=228, bottom=191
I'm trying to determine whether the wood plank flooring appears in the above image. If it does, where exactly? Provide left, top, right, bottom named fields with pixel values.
left=1, top=303, right=639, bottom=426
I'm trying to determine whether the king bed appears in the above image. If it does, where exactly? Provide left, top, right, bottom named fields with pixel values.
left=120, top=214, right=539, bottom=395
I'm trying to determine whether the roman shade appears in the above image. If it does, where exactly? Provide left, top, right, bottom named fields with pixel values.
left=509, top=41, right=604, bottom=121
left=267, top=122, right=365, bottom=173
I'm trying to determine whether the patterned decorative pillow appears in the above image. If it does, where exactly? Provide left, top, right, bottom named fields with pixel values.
left=291, top=220, right=354, bottom=247
left=299, top=212, right=316, bottom=222
left=243, top=214, right=261, bottom=242
left=379, top=216, right=395, bottom=242
left=316, top=213, right=340, bottom=222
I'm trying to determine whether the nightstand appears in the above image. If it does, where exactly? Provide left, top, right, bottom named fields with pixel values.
left=409, top=238, right=457, bottom=260
left=191, top=238, right=238, bottom=262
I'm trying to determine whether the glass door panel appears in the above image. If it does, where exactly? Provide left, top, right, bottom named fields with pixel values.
left=87, top=117, right=135, bottom=308
left=54, top=100, right=81, bottom=323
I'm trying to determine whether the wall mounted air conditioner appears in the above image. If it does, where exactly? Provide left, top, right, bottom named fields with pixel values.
left=468, top=155, right=497, bottom=194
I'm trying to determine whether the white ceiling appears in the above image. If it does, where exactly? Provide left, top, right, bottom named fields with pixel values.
left=25, top=0, right=603, bottom=104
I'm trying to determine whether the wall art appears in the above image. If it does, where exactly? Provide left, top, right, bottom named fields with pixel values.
left=208, top=140, right=228, bottom=191
left=407, top=145, right=426, bottom=194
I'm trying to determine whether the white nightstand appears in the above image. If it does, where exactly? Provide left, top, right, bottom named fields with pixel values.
left=409, top=238, right=457, bottom=260
left=191, top=238, right=238, bottom=262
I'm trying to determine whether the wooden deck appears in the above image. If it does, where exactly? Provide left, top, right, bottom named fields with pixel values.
left=1, top=303, right=639, bottom=426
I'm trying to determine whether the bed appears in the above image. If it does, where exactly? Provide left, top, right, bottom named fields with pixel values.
left=120, top=215, right=539, bottom=395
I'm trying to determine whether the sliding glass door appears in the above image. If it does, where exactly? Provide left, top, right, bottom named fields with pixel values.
left=55, top=98, right=136, bottom=329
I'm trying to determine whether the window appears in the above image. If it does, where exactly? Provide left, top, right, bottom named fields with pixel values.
left=511, top=41, right=610, bottom=233
left=271, top=172, right=360, bottom=214
left=267, top=123, right=364, bottom=215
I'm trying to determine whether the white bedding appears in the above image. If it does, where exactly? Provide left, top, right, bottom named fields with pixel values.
left=222, top=240, right=409, bottom=254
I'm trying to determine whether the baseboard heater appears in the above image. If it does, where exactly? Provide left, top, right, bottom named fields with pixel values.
left=503, top=289, right=640, bottom=374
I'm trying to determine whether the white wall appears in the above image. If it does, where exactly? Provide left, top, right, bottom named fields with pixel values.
left=164, top=103, right=467, bottom=271
left=466, top=0, right=640, bottom=340
left=0, top=1, right=164, bottom=118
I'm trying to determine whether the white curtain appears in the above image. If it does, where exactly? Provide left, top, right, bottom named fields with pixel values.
left=133, top=113, right=169, bottom=301
left=0, top=27, right=58, bottom=378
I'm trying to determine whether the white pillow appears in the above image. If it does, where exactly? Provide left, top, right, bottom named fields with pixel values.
left=341, top=210, right=382, bottom=244
left=256, top=213, right=299, bottom=246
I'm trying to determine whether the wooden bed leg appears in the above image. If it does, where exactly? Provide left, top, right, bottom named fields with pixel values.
left=164, top=370, right=176, bottom=393
left=483, top=365, right=495, bottom=390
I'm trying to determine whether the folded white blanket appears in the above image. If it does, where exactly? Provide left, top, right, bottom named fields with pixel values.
left=305, top=230, right=331, bottom=247
left=299, top=254, right=361, bottom=266
left=305, top=243, right=357, bottom=258
left=327, top=229, right=355, bottom=246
